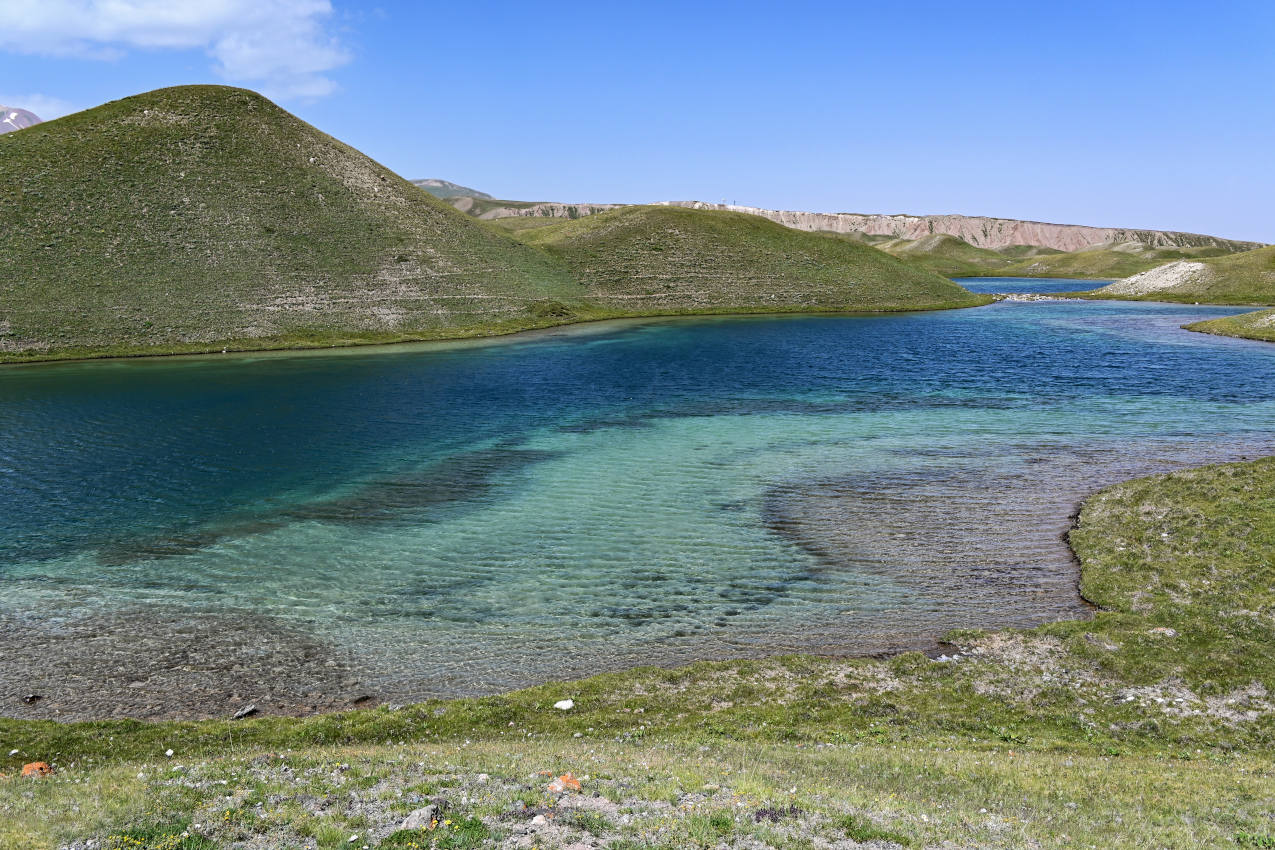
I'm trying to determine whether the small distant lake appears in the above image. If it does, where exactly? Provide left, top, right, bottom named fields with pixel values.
left=2, top=282, right=1273, bottom=709
left=959, top=276, right=1108, bottom=294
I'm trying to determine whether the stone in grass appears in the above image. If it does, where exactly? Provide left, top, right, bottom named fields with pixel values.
left=547, top=772, right=582, bottom=793
left=401, top=802, right=446, bottom=830
left=1148, top=627, right=1179, bottom=638
left=554, top=698, right=575, bottom=710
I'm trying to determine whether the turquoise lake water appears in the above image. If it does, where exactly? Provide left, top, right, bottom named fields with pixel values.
left=4, top=281, right=1275, bottom=702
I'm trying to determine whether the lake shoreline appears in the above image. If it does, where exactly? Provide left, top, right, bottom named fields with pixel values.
left=5, top=457, right=1274, bottom=848
left=0, top=298, right=993, bottom=368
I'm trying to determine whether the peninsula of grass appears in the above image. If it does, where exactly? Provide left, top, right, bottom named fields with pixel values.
left=4, top=458, right=1273, bottom=848
left=1187, top=307, right=1275, bottom=343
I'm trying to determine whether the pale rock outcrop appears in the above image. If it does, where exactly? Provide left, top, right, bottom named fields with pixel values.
left=1099, top=260, right=1213, bottom=296
left=471, top=201, right=621, bottom=220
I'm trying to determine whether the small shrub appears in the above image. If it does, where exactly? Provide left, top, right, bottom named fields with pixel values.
left=568, top=811, right=614, bottom=835
left=105, top=823, right=217, bottom=850
left=835, top=813, right=911, bottom=846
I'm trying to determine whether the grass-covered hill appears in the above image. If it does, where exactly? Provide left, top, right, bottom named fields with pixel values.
left=876, top=233, right=1015, bottom=277
left=994, top=242, right=1239, bottom=281
left=810, top=230, right=1241, bottom=282
left=0, top=85, right=587, bottom=362
left=5, top=457, right=1274, bottom=847
left=516, top=205, right=989, bottom=314
left=1086, top=245, right=1275, bottom=305
left=876, top=233, right=1245, bottom=281
left=0, top=86, right=987, bottom=363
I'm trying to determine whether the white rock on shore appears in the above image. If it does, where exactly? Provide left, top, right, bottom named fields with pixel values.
left=1098, top=260, right=1212, bottom=296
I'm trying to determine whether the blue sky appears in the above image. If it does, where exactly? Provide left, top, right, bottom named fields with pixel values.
left=2, top=1, right=1272, bottom=241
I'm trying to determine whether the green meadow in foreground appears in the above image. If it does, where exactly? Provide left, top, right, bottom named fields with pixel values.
left=4, top=458, right=1273, bottom=849
left=0, top=85, right=983, bottom=364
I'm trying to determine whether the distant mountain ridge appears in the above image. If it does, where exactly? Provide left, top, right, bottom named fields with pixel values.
left=427, top=183, right=1261, bottom=256
left=410, top=178, right=492, bottom=200
left=0, top=106, right=41, bottom=134
left=657, top=201, right=1263, bottom=253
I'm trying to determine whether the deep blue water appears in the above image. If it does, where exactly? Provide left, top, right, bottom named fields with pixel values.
left=2, top=290, right=1273, bottom=700
left=959, top=276, right=1107, bottom=293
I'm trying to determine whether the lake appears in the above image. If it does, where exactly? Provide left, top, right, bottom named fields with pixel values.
left=4, top=281, right=1274, bottom=717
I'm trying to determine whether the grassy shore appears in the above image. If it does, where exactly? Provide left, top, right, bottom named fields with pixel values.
left=1186, top=308, right=1275, bottom=343
left=3, top=458, right=1274, bottom=848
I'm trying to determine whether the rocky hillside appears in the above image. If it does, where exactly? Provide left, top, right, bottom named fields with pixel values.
left=659, top=201, right=1262, bottom=253
left=0, top=85, right=585, bottom=361
left=516, top=205, right=989, bottom=313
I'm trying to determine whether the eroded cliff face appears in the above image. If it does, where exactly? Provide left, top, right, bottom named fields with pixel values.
left=657, top=202, right=1262, bottom=253
left=456, top=199, right=622, bottom=220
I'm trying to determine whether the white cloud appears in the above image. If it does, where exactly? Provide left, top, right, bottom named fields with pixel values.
left=0, top=92, right=76, bottom=119
left=0, top=1, right=350, bottom=100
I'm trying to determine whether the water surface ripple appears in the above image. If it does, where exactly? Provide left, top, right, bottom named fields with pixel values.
left=3, top=287, right=1274, bottom=717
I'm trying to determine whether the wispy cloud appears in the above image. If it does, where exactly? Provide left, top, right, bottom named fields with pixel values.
left=0, top=92, right=76, bottom=119
left=0, top=1, right=351, bottom=100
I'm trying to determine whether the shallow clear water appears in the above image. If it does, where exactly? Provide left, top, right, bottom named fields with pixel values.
left=3, top=290, right=1274, bottom=703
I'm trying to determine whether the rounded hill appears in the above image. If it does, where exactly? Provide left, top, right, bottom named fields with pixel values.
left=518, top=205, right=988, bottom=314
left=0, top=85, right=581, bottom=360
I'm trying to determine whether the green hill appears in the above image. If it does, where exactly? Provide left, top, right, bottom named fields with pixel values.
left=1086, top=245, right=1275, bottom=305
left=516, top=205, right=989, bottom=314
left=0, top=85, right=585, bottom=362
left=0, top=86, right=988, bottom=363
left=876, top=233, right=1013, bottom=277
left=992, top=242, right=1237, bottom=280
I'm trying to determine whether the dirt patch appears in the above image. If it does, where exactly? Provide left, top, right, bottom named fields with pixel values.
left=0, top=606, right=370, bottom=721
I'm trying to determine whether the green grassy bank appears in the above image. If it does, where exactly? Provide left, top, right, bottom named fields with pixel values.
left=1187, top=308, right=1275, bottom=343
left=3, top=458, right=1274, bottom=848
